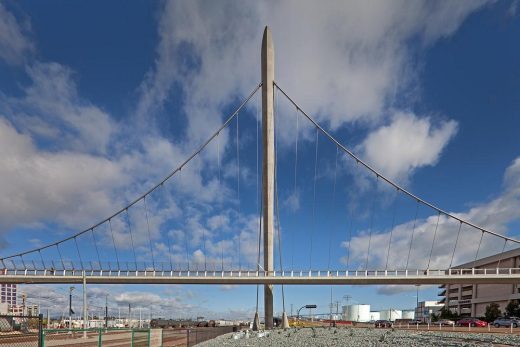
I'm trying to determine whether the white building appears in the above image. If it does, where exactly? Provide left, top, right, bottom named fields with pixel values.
left=369, top=311, right=380, bottom=321
left=342, top=304, right=370, bottom=322
left=402, top=309, right=415, bottom=320
left=379, top=309, right=402, bottom=322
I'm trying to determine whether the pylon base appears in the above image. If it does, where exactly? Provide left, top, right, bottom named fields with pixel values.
left=252, top=311, right=260, bottom=331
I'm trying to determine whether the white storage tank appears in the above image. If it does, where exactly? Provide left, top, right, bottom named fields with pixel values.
left=379, top=309, right=402, bottom=321
left=342, top=304, right=370, bottom=322
left=369, top=311, right=380, bottom=321
left=402, top=310, right=415, bottom=320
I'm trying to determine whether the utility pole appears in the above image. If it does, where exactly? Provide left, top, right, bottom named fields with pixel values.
left=83, top=272, right=88, bottom=338
left=261, top=25, right=275, bottom=331
left=105, top=294, right=109, bottom=328
left=69, top=287, right=75, bottom=329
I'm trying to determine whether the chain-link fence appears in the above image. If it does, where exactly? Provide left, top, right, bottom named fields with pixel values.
left=161, top=326, right=235, bottom=347
left=0, top=314, right=43, bottom=347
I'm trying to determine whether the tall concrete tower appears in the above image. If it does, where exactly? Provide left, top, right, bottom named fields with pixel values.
left=261, top=26, right=275, bottom=330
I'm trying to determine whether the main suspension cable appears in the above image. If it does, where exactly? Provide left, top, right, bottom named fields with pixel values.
left=273, top=82, right=520, bottom=246
left=0, top=83, right=261, bottom=262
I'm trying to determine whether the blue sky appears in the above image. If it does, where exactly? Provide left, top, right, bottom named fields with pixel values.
left=0, top=1, right=519, bottom=319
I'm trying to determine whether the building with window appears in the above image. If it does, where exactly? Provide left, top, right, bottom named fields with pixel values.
left=438, top=247, right=520, bottom=317
left=0, top=269, right=17, bottom=307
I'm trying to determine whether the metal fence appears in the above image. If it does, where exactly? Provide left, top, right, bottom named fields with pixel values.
left=0, top=324, right=234, bottom=347
left=0, top=314, right=43, bottom=347
left=42, top=328, right=162, bottom=347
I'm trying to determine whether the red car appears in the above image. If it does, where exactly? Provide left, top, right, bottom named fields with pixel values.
left=455, top=318, right=487, bottom=327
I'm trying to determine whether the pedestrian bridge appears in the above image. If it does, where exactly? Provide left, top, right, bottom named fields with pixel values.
left=2, top=267, right=520, bottom=285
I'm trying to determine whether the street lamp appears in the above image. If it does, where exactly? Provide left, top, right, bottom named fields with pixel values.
left=297, top=304, right=317, bottom=319
left=105, top=294, right=109, bottom=328
left=69, top=287, right=75, bottom=329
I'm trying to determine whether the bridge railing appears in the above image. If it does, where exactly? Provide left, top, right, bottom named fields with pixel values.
left=3, top=268, right=520, bottom=277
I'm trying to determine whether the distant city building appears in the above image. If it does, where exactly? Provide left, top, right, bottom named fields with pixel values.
left=26, top=304, right=39, bottom=317
left=0, top=270, right=17, bottom=307
left=9, top=304, right=24, bottom=315
left=438, top=247, right=520, bottom=317
left=415, top=301, right=443, bottom=322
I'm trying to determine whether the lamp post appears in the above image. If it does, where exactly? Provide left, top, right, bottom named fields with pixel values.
left=69, top=287, right=75, bottom=329
left=105, top=294, right=109, bottom=328
left=415, top=285, right=420, bottom=321
left=297, top=304, right=317, bottom=320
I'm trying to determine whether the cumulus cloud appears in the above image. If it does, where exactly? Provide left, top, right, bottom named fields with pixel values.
left=358, top=112, right=458, bottom=183
left=2, top=62, right=114, bottom=154
left=138, top=0, right=489, bottom=136
left=0, top=3, right=34, bottom=65
left=343, top=156, right=520, bottom=271
left=0, top=118, right=128, bottom=231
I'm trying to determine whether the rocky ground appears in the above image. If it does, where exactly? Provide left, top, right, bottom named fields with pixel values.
left=197, top=326, right=520, bottom=346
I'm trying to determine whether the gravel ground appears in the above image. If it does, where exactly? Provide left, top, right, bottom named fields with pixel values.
left=197, top=327, right=520, bottom=346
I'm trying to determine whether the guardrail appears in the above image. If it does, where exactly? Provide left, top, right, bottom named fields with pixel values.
left=3, top=268, right=520, bottom=277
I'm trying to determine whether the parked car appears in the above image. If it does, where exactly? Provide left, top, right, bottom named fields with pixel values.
left=493, top=317, right=520, bottom=328
left=436, top=319, right=455, bottom=326
left=410, top=319, right=424, bottom=325
left=374, top=320, right=392, bottom=328
left=455, top=318, right=487, bottom=327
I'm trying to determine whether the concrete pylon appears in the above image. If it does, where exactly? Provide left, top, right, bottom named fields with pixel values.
left=281, top=311, right=290, bottom=329
left=252, top=311, right=261, bottom=331
left=261, top=26, right=275, bottom=330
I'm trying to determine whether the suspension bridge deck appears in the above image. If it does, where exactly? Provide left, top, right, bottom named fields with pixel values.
left=2, top=268, right=520, bottom=285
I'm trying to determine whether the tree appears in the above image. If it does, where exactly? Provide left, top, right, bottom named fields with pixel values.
left=484, top=303, right=501, bottom=322
left=505, top=300, right=520, bottom=317
left=438, top=306, right=458, bottom=320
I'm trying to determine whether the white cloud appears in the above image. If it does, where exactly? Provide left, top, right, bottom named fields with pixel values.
left=0, top=3, right=34, bottom=65
left=0, top=118, right=128, bottom=231
left=358, top=112, right=458, bottom=183
left=138, top=0, right=489, bottom=137
left=3, top=62, right=114, bottom=155
left=343, top=156, right=520, bottom=271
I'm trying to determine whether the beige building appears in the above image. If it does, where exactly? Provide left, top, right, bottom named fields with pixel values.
left=439, top=247, right=520, bottom=317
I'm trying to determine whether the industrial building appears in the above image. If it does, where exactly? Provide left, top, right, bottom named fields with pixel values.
left=342, top=304, right=370, bottom=322
left=379, top=309, right=402, bottom=321
left=438, top=247, right=520, bottom=317
left=342, top=304, right=414, bottom=322
left=415, top=301, right=443, bottom=322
